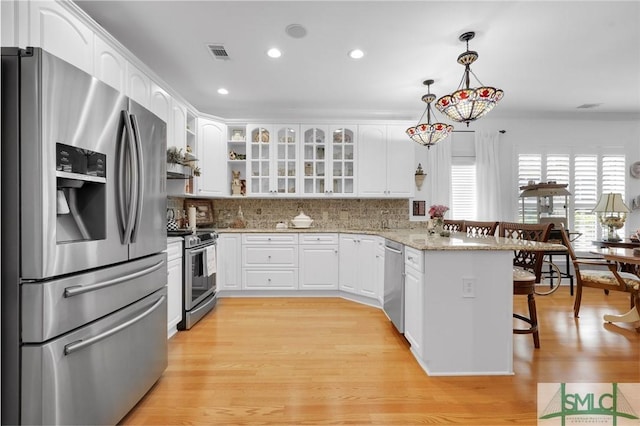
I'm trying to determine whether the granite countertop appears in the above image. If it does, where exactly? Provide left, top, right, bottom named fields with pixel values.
left=207, top=228, right=567, bottom=252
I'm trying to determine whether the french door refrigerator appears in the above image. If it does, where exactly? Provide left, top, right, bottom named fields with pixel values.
left=1, top=47, right=168, bottom=425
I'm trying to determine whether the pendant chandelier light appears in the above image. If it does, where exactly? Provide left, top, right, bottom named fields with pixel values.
left=436, top=31, right=504, bottom=126
left=406, top=79, right=453, bottom=149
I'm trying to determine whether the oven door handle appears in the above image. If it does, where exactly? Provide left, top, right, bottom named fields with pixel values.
left=187, top=244, right=215, bottom=256
left=64, top=295, right=166, bottom=356
left=63, top=260, right=165, bottom=298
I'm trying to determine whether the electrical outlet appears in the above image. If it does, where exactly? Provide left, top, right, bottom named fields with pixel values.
left=339, top=210, right=349, bottom=221
left=462, top=278, right=476, bottom=298
left=322, top=211, right=329, bottom=221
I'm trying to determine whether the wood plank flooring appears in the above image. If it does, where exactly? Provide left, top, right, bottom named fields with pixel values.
left=120, top=290, right=640, bottom=425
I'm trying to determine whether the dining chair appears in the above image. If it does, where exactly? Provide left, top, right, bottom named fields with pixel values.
left=500, top=221, right=553, bottom=348
left=464, top=220, right=499, bottom=237
left=442, top=220, right=465, bottom=233
left=558, top=225, right=640, bottom=331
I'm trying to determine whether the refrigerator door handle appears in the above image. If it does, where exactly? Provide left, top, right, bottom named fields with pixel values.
left=129, top=113, right=144, bottom=243
left=116, top=111, right=130, bottom=243
left=122, top=112, right=138, bottom=244
left=63, top=295, right=166, bottom=356
left=63, top=260, right=165, bottom=298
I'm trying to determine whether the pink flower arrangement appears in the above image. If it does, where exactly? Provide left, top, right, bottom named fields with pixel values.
left=429, top=204, right=449, bottom=219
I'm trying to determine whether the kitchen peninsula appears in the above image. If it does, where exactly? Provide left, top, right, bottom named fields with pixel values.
left=216, top=228, right=565, bottom=376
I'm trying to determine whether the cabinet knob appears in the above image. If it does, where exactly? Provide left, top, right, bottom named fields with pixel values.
left=317, top=237, right=320, bottom=241
left=408, top=256, right=414, bottom=261
left=268, top=278, right=272, bottom=282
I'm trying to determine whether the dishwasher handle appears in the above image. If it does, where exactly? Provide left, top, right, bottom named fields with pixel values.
left=385, top=245, right=403, bottom=254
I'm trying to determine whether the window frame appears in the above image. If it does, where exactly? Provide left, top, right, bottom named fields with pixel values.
left=516, top=148, right=626, bottom=253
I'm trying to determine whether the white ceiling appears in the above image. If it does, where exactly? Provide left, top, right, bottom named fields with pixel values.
left=75, top=0, right=640, bottom=122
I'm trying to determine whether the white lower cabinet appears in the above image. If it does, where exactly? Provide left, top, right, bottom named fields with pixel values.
left=375, top=239, right=385, bottom=305
left=217, top=233, right=242, bottom=290
left=339, top=234, right=379, bottom=299
left=404, top=247, right=424, bottom=353
left=166, top=239, right=183, bottom=338
left=299, top=234, right=339, bottom=290
left=243, top=269, right=298, bottom=290
left=241, top=233, right=299, bottom=290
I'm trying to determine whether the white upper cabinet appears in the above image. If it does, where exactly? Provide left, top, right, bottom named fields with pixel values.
left=247, top=124, right=299, bottom=196
left=126, top=62, right=151, bottom=109
left=357, top=125, right=387, bottom=196
left=26, top=1, right=94, bottom=74
left=93, top=35, right=126, bottom=92
left=150, top=81, right=171, bottom=123
left=358, top=124, right=414, bottom=197
left=385, top=125, right=415, bottom=196
left=196, top=118, right=227, bottom=197
left=170, top=100, right=188, bottom=153
left=300, top=125, right=356, bottom=197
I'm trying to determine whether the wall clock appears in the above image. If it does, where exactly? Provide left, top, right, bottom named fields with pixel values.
left=631, top=161, right=640, bottom=179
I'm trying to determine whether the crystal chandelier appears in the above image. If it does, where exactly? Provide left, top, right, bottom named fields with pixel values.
left=436, top=31, right=504, bottom=126
left=406, top=79, right=453, bottom=148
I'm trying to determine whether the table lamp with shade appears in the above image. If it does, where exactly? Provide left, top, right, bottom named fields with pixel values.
left=593, top=193, right=630, bottom=241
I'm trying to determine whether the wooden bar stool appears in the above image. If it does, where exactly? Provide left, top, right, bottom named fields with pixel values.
left=500, top=222, right=553, bottom=348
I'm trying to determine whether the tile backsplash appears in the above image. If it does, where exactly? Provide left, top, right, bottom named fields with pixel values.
left=169, top=197, right=417, bottom=230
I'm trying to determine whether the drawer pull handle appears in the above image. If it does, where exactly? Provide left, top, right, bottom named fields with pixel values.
left=64, top=260, right=164, bottom=298
left=64, top=295, right=166, bottom=355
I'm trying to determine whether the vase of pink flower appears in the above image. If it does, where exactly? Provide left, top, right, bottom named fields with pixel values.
left=429, top=204, right=449, bottom=236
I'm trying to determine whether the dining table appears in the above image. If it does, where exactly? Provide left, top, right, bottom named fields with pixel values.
left=589, top=247, right=640, bottom=326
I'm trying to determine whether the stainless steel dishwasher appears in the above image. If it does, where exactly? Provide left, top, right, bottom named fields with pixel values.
left=383, top=239, right=405, bottom=333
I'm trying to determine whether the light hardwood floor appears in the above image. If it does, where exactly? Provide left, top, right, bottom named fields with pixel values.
left=121, top=290, right=640, bottom=425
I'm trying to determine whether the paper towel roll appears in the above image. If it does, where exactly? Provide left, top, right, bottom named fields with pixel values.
left=188, top=206, right=197, bottom=231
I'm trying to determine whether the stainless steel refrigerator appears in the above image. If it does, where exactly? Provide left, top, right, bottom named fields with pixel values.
left=1, top=47, right=168, bottom=425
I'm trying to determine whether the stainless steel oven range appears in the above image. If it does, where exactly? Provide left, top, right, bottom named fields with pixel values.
left=178, top=231, right=218, bottom=330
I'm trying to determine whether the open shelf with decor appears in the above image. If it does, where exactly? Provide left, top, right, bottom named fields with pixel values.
left=227, top=125, right=247, bottom=196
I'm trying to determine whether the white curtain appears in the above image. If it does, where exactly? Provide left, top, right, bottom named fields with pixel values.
left=426, top=140, right=452, bottom=211
left=475, top=131, right=504, bottom=221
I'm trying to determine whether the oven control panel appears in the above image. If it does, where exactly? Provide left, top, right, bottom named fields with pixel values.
left=184, top=231, right=218, bottom=249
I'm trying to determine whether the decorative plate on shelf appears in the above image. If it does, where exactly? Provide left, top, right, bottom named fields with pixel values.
left=630, top=161, right=640, bottom=178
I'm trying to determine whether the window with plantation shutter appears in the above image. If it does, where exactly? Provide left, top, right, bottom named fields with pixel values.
left=518, top=155, right=541, bottom=223
left=451, top=161, right=476, bottom=220
left=517, top=153, right=626, bottom=253
left=573, top=155, right=598, bottom=251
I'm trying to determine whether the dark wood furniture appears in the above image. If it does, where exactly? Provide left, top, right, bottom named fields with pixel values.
left=500, top=222, right=553, bottom=348
left=442, top=220, right=464, bottom=232
left=464, top=221, right=499, bottom=237
left=544, top=228, right=576, bottom=295
left=592, top=239, right=640, bottom=249
left=585, top=247, right=640, bottom=332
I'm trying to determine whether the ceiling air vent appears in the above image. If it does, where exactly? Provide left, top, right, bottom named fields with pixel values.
left=576, top=103, right=602, bottom=109
left=207, top=44, right=230, bottom=60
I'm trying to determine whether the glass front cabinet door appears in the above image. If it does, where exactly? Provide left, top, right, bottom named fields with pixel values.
left=301, top=125, right=355, bottom=196
left=249, top=126, right=271, bottom=195
left=248, top=125, right=299, bottom=196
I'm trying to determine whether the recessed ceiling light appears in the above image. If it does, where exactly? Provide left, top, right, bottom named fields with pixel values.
left=348, top=49, right=364, bottom=59
left=267, top=48, right=282, bottom=58
left=217, top=88, right=229, bottom=95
